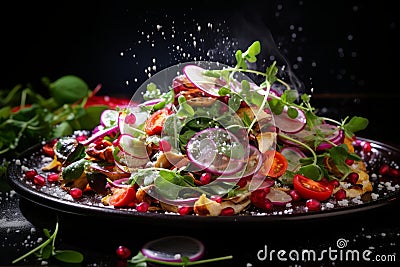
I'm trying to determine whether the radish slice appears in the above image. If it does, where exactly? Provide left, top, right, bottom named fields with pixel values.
left=115, top=134, right=148, bottom=159
left=183, top=64, right=226, bottom=97
left=186, top=128, right=246, bottom=176
left=273, top=105, right=306, bottom=134
left=100, top=109, right=119, bottom=128
left=217, top=145, right=263, bottom=181
left=79, top=125, right=118, bottom=146
left=279, top=123, right=344, bottom=151
left=266, top=188, right=292, bottom=206
left=142, top=236, right=205, bottom=262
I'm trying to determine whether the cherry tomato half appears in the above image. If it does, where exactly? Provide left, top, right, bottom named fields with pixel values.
left=259, top=150, right=288, bottom=178
left=109, top=187, right=136, bottom=207
left=144, top=108, right=171, bottom=135
left=293, top=174, right=333, bottom=201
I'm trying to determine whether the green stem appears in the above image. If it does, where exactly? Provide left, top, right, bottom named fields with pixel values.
left=145, top=255, right=233, bottom=266
left=277, top=133, right=318, bottom=165
left=12, top=222, right=59, bottom=264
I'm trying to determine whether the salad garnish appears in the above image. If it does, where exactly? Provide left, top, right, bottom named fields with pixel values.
left=25, top=40, right=373, bottom=216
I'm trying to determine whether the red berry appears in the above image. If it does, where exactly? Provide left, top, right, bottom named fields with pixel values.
left=70, top=188, right=83, bottom=199
left=220, top=207, right=235, bottom=216
left=116, top=245, right=131, bottom=259
left=136, top=201, right=149, bottom=213
left=306, top=199, right=321, bottom=211
left=345, top=159, right=354, bottom=165
left=47, top=173, right=59, bottom=182
left=362, top=141, right=372, bottom=153
left=200, top=173, right=212, bottom=185
left=25, top=169, right=38, bottom=180
left=289, top=189, right=301, bottom=201
left=178, top=206, right=192, bottom=215
left=334, top=189, right=347, bottom=201
left=210, top=195, right=222, bottom=203
left=389, top=168, right=400, bottom=178
left=33, top=174, right=46, bottom=186
left=379, top=164, right=390, bottom=175
left=329, top=179, right=340, bottom=188
left=346, top=172, right=359, bottom=184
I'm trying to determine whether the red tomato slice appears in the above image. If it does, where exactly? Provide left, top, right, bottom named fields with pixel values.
left=144, top=108, right=170, bottom=135
left=259, top=150, right=288, bottom=178
left=109, top=187, right=136, bottom=207
left=293, top=174, right=333, bottom=201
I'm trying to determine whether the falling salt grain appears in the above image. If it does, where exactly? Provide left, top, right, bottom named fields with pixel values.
left=174, top=254, right=181, bottom=260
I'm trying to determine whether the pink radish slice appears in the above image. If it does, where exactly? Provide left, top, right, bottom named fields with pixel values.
left=217, top=145, right=263, bottom=182
left=183, top=64, right=226, bottom=97
left=266, top=188, right=292, bottom=206
left=79, top=125, right=118, bottom=146
left=186, top=128, right=245, bottom=176
left=100, top=109, right=119, bottom=127
left=279, top=123, right=343, bottom=151
left=142, top=236, right=205, bottom=262
left=273, top=105, right=306, bottom=134
left=115, top=134, right=148, bottom=159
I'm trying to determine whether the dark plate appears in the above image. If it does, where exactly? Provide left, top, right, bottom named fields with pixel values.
left=6, top=137, right=400, bottom=226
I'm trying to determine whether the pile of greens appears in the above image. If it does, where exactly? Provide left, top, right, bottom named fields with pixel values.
left=0, top=75, right=106, bottom=184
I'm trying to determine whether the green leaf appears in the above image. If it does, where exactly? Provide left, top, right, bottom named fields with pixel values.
left=228, top=94, right=241, bottom=112
left=343, top=116, right=369, bottom=136
left=49, top=75, right=89, bottom=105
left=53, top=250, right=84, bottom=263
left=41, top=244, right=53, bottom=260
left=297, top=164, right=323, bottom=180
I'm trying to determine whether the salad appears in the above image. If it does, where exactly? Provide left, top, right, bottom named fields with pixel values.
left=28, top=41, right=376, bottom=216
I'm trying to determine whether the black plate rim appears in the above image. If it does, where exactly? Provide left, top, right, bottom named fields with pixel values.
left=6, top=137, right=400, bottom=224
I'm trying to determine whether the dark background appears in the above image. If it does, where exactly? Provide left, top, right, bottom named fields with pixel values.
left=2, top=1, right=400, bottom=143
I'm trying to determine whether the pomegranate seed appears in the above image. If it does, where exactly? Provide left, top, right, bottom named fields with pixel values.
left=346, top=172, right=359, bottom=184
left=33, top=174, right=46, bottom=186
left=178, top=206, right=192, bottom=215
left=362, top=141, right=372, bottom=153
left=70, top=188, right=83, bottom=199
left=329, top=179, right=340, bottom=188
left=75, top=135, right=87, bottom=142
left=389, top=168, right=400, bottom=178
left=263, top=187, right=271, bottom=194
left=345, top=159, right=354, bottom=165
left=261, top=198, right=274, bottom=211
left=25, top=169, right=38, bottom=180
left=116, top=245, right=131, bottom=259
left=200, top=173, right=212, bottom=185
left=334, top=189, right=347, bottom=201
left=220, top=207, right=235, bottom=216
left=319, top=177, right=330, bottom=186
left=379, top=164, right=390, bottom=175
left=306, top=199, right=321, bottom=211
left=289, top=189, right=301, bottom=201
left=159, top=139, right=172, bottom=152
left=210, top=195, right=222, bottom=203
left=353, top=139, right=362, bottom=147
left=236, top=178, right=248, bottom=188
left=136, top=201, right=149, bottom=213
left=47, top=173, right=59, bottom=182
left=124, top=113, right=136, bottom=125
left=250, top=189, right=267, bottom=208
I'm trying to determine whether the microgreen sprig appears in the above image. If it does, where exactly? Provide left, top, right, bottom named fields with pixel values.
left=12, top=218, right=84, bottom=265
